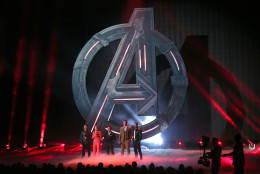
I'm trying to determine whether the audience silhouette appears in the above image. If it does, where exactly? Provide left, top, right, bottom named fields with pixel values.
left=0, top=162, right=204, bottom=174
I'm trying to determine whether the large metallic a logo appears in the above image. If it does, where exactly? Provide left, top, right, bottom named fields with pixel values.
left=72, top=8, right=188, bottom=139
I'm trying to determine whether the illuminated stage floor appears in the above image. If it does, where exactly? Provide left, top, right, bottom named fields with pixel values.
left=1, top=148, right=260, bottom=174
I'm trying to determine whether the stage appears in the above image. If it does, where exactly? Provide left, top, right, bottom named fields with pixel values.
left=1, top=147, right=260, bottom=174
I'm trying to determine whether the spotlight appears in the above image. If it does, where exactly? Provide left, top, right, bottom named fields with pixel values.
left=60, top=143, right=65, bottom=152
left=249, top=143, right=256, bottom=151
left=198, top=140, right=203, bottom=149
left=38, top=144, right=46, bottom=150
left=38, top=146, right=44, bottom=150
left=218, top=141, right=222, bottom=146
left=143, top=133, right=163, bottom=145
left=6, top=144, right=10, bottom=150
left=178, top=142, right=182, bottom=145
left=22, top=144, right=28, bottom=152
left=141, top=116, right=163, bottom=145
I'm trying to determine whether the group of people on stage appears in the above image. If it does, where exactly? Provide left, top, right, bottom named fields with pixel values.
left=80, top=120, right=245, bottom=174
left=79, top=120, right=142, bottom=160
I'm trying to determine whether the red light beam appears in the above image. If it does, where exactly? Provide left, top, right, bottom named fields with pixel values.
left=40, top=33, right=59, bottom=147
left=24, top=38, right=39, bottom=147
left=7, top=0, right=29, bottom=149
left=39, top=0, right=62, bottom=147
left=159, top=3, right=260, bottom=108
left=214, top=88, right=260, bottom=135
left=188, top=74, right=252, bottom=144
left=8, top=38, right=27, bottom=147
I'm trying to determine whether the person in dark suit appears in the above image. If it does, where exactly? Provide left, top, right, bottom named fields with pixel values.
left=206, top=137, right=222, bottom=174
left=119, top=120, right=132, bottom=155
left=79, top=123, right=91, bottom=157
left=222, top=134, right=245, bottom=174
left=102, top=126, right=116, bottom=155
left=132, top=122, right=143, bottom=160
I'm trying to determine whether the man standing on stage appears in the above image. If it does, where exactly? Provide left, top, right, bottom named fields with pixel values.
left=79, top=123, right=91, bottom=157
left=206, top=137, right=222, bottom=174
left=119, top=120, right=132, bottom=155
left=102, top=125, right=116, bottom=155
left=132, top=122, right=143, bottom=160
left=222, top=134, right=245, bottom=174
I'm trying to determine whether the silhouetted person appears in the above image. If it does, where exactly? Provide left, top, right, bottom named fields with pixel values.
left=222, top=134, right=245, bottom=174
left=195, top=168, right=205, bottom=174
left=57, top=163, right=65, bottom=174
left=132, top=161, right=137, bottom=169
left=179, top=164, right=185, bottom=173
left=66, top=166, right=74, bottom=174
left=108, top=164, right=114, bottom=171
left=132, top=122, right=143, bottom=160
left=102, top=125, right=116, bottom=155
left=185, top=166, right=194, bottom=174
left=79, top=124, right=91, bottom=157
left=98, top=162, right=103, bottom=169
left=76, top=162, right=85, bottom=173
left=141, top=165, right=148, bottom=174
left=149, top=163, right=155, bottom=171
left=166, top=166, right=175, bottom=174
left=206, top=137, right=222, bottom=174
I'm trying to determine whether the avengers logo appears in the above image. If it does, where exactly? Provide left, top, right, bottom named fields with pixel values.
left=72, top=8, right=188, bottom=139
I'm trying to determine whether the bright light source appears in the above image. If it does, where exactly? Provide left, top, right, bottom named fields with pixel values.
left=170, top=51, right=180, bottom=70
left=144, top=45, right=147, bottom=71
left=116, top=43, right=130, bottom=75
left=143, top=133, right=163, bottom=145
left=178, top=142, right=182, bottom=145
left=91, top=95, right=108, bottom=132
left=249, top=143, right=255, bottom=150
left=140, top=116, right=163, bottom=145
left=140, top=116, right=156, bottom=124
left=114, top=98, right=145, bottom=101
left=6, top=144, right=10, bottom=150
left=84, top=41, right=100, bottom=59
left=218, top=141, right=222, bottom=145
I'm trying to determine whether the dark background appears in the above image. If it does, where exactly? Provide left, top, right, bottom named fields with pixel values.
left=0, top=0, right=259, bottom=148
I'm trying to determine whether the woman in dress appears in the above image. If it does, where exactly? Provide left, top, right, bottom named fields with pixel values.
left=92, top=125, right=102, bottom=156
